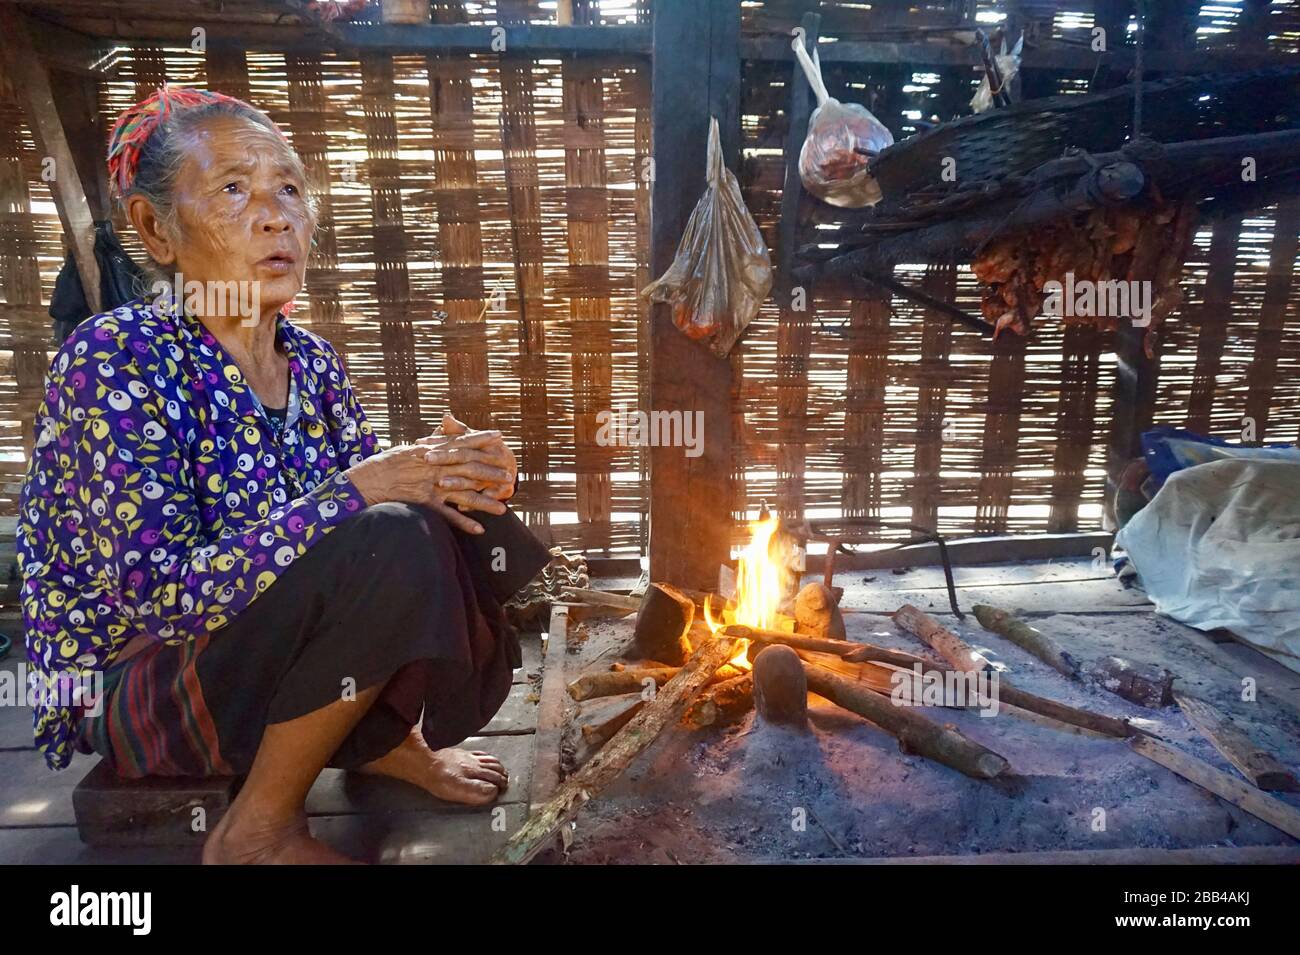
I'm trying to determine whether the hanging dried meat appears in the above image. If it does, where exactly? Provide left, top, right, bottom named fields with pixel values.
left=971, top=195, right=1199, bottom=355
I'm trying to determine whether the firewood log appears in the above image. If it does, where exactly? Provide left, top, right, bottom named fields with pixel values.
left=631, top=583, right=697, bottom=665
left=1084, top=655, right=1174, bottom=708
left=567, top=662, right=746, bottom=701
left=972, top=604, right=1080, bottom=678
left=893, top=604, right=997, bottom=672
left=801, top=663, right=1010, bottom=780
left=753, top=645, right=808, bottom=727
left=800, top=650, right=923, bottom=699
left=494, top=633, right=736, bottom=864
left=974, top=604, right=1175, bottom=708
left=843, top=643, right=945, bottom=669
left=562, top=587, right=641, bottom=611
left=567, top=667, right=679, bottom=701
left=581, top=700, right=647, bottom=748
left=724, top=624, right=860, bottom=657
left=856, top=630, right=1139, bottom=738
left=683, top=673, right=754, bottom=728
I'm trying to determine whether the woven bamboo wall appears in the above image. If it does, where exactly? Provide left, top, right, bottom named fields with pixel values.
left=0, top=0, right=1298, bottom=556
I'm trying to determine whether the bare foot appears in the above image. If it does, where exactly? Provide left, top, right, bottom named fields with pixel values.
left=359, top=728, right=508, bottom=806
left=203, top=808, right=362, bottom=865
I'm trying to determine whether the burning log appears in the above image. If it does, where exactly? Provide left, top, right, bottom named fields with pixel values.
left=753, top=645, right=808, bottom=727
left=801, top=649, right=918, bottom=698
left=801, top=663, right=1010, bottom=780
left=794, top=582, right=847, bottom=640
left=683, top=673, right=755, bottom=728
left=631, top=583, right=697, bottom=665
left=581, top=700, right=647, bottom=748
left=972, top=604, right=1079, bottom=679
left=893, top=604, right=998, bottom=672
left=725, top=624, right=860, bottom=658
left=568, top=662, right=746, bottom=701
left=494, top=633, right=736, bottom=865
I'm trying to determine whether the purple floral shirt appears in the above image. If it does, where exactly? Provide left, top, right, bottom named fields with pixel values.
left=17, top=299, right=379, bottom=769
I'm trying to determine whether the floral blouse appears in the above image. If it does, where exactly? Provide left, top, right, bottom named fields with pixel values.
left=17, top=299, right=379, bottom=769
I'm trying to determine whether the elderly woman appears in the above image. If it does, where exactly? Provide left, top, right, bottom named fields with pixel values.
left=17, top=87, right=549, bottom=864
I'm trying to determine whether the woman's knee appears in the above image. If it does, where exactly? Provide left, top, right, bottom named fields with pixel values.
left=351, top=502, right=457, bottom=579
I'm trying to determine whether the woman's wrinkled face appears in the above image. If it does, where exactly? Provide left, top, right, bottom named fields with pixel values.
left=158, top=114, right=314, bottom=319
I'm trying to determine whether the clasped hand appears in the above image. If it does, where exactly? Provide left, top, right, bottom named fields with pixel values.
left=346, top=413, right=518, bottom=534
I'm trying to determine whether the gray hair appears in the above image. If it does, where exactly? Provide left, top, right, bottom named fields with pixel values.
left=122, top=99, right=317, bottom=288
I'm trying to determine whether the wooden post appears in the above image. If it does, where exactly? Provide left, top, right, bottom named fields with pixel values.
left=773, top=11, right=820, bottom=522
left=1104, top=321, right=1159, bottom=526
left=647, top=0, right=739, bottom=590
left=0, top=7, right=101, bottom=314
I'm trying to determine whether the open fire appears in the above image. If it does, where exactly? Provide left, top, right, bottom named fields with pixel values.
left=704, top=515, right=799, bottom=671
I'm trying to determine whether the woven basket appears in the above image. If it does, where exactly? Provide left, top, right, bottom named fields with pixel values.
left=380, top=0, right=428, bottom=24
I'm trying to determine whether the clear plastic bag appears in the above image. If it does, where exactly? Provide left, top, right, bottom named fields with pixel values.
left=641, top=117, right=772, bottom=357
left=793, top=40, right=893, bottom=208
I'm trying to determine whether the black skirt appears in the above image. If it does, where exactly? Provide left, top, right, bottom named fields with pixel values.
left=75, top=503, right=551, bottom=778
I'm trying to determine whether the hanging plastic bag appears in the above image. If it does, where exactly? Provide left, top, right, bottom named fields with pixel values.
left=641, top=117, right=772, bottom=357
left=793, top=38, right=893, bottom=208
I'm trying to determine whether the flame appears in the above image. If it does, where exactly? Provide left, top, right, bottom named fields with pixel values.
left=706, top=515, right=794, bottom=672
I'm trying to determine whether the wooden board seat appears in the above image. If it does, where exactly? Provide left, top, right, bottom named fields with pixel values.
left=72, top=760, right=240, bottom=847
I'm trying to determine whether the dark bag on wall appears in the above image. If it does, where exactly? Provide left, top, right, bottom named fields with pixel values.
left=49, top=221, right=145, bottom=343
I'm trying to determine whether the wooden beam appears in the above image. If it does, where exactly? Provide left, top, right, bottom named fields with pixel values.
left=0, top=6, right=101, bottom=313
left=646, top=0, right=739, bottom=590
left=335, top=22, right=650, bottom=55
left=809, top=531, right=1116, bottom=575
left=774, top=10, right=819, bottom=524
left=784, top=845, right=1300, bottom=865
left=1104, top=321, right=1160, bottom=526
left=776, top=10, right=818, bottom=294
left=17, top=14, right=106, bottom=75
left=38, top=17, right=649, bottom=57
left=739, top=35, right=1292, bottom=74
left=528, top=605, right=571, bottom=806
left=1185, top=215, right=1243, bottom=434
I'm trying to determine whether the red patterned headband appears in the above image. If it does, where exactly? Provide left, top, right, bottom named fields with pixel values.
left=106, top=85, right=278, bottom=199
